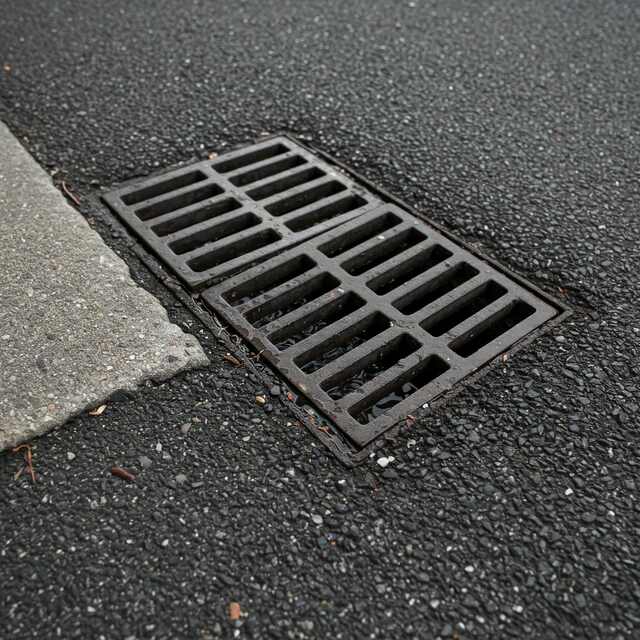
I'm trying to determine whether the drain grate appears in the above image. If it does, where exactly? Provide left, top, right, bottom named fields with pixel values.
left=202, top=204, right=559, bottom=448
left=103, top=137, right=380, bottom=289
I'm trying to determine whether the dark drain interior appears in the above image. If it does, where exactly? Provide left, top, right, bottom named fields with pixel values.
left=104, top=134, right=566, bottom=461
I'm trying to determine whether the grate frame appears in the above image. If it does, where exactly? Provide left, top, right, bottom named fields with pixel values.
left=102, top=136, right=381, bottom=290
left=202, top=204, right=561, bottom=448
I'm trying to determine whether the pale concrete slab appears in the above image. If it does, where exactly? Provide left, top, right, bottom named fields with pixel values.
left=0, top=121, right=209, bottom=450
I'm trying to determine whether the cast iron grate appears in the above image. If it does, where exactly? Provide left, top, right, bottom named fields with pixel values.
left=202, top=204, right=559, bottom=449
left=102, top=136, right=380, bottom=290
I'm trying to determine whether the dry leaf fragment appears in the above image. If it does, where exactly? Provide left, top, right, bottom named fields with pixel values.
left=89, top=404, right=107, bottom=416
left=228, top=602, right=241, bottom=621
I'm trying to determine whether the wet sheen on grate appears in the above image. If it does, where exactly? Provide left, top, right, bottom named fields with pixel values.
left=202, top=204, right=558, bottom=448
left=103, top=137, right=380, bottom=290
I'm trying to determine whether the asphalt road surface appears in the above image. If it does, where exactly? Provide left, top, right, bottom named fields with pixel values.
left=1, top=1, right=639, bottom=638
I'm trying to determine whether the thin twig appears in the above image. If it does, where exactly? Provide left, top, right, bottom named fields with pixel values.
left=61, top=181, right=81, bottom=206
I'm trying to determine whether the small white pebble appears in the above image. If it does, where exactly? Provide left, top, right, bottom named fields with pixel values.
left=430, top=599, right=440, bottom=609
left=513, top=604, right=523, bottom=613
left=407, top=439, right=417, bottom=448
left=464, top=565, right=474, bottom=573
left=66, top=452, right=76, bottom=461
left=565, top=488, right=574, bottom=496
left=311, top=514, right=323, bottom=525
left=155, top=443, right=162, bottom=452
left=161, top=539, right=169, bottom=547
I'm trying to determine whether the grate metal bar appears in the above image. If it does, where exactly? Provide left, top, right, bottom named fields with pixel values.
left=202, top=203, right=558, bottom=448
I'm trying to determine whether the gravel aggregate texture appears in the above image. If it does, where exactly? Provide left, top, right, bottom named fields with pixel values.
left=1, top=1, right=639, bottom=638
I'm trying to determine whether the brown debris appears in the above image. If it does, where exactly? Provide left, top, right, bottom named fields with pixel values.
left=61, top=181, right=81, bottom=206
left=228, top=602, right=241, bottom=621
left=223, top=353, right=242, bottom=367
left=89, top=404, right=107, bottom=416
left=111, top=466, right=135, bottom=482
left=12, top=444, right=36, bottom=483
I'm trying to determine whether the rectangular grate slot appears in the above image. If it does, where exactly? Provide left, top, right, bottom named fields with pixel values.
left=367, top=244, right=453, bottom=295
left=136, top=183, right=224, bottom=221
left=393, top=262, right=479, bottom=315
left=421, top=281, right=508, bottom=337
left=229, top=155, right=307, bottom=187
left=266, top=181, right=347, bottom=216
left=247, top=167, right=325, bottom=201
left=349, top=355, right=450, bottom=425
left=169, top=212, right=262, bottom=255
left=222, top=255, right=316, bottom=307
left=213, top=143, right=289, bottom=173
left=321, top=334, right=420, bottom=401
left=286, top=194, right=367, bottom=232
left=343, top=228, right=426, bottom=276
left=151, top=198, right=242, bottom=237
left=187, top=228, right=281, bottom=272
left=245, top=273, right=340, bottom=329
left=121, top=170, right=207, bottom=206
left=450, top=300, right=536, bottom=357
left=270, top=292, right=366, bottom=350
left=319, top=211, right=402, bottom=258
left=295, top=312, right=392, bottom=374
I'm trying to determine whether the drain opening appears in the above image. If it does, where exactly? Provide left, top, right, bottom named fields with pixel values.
left=169, top=212, right=262, bottom=255
left=286, top=194, right=367, bottom=232
left=320, top=333, right=420, bottom=400
left=270, top=292, right=365, bottom=350
left=450, top=300, right=536, bottom=357
left=393, top=262, right=479, bottom=315
left=320, top=211, right=402, bottom=258
left=136, top=183, right=224, bottom=221
left=367, top=244, right=452, bottom=295
left=122, top=170, right=207, bottom=206
left=247, top=167, right=325, bottom=200
left=151, top=198, right=242, bottom=237
left=349, top=355, right=450, bottom=424
left=342, top=228, right=426, bottom=276
left=245, top=273, right=340, bottom=329
left=222, top=255, right=316, bottom=306
left=212, top=143, right=289, bottom=173
left=421, top=280, right=507, bottom=336
left=265, top=180, right=347, bottom=216
left=295, top=312, right=392, bottom=374
left=229, top=155, right=307, bottom=187
left=187, top=228, right=281, bottom=272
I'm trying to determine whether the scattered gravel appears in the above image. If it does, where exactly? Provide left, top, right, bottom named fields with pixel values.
left=1, top=0, right=639, bottom=638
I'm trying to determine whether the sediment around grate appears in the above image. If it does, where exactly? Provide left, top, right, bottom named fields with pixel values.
left=202, top=204, right=559, bottom=448
left=103, top=137, right=381, bottom=290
